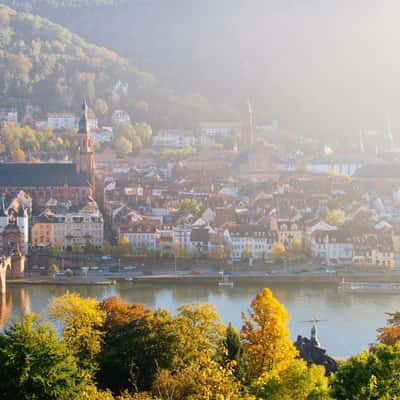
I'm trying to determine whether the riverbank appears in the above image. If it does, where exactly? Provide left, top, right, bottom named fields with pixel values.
left=7, top=278, right=115, bottom=286
left=8, top=269, right=400, bottom=286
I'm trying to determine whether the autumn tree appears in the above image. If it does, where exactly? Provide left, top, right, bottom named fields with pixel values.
left=178, top=198, right=202, bottom=218
left=95, top=98, right=109, bottom=117
left=154, top=361, right=245, bottom=400
left=174, top=302, right=225, bottom=366
left=378, top=311, right=400, bottom=345
left=115, top=236, right=132, bottom=256
left=241, top=288, right=297, bottom=380
left=48, top=292, right=105, bottom=372
left=323, top=208, right=345, bottom=226
left=0, top=314, right=85, bottom=400
left=115, top=136, right=133, bottom=158
left=271, top=242, right=286, bottom=263
left=252, top=359, right=331, bottom=400
left=49, top=263, right=59, bottom=279
left=99, top=295, right=148, bottom=332
left=135, top=123, right=153, bottom=145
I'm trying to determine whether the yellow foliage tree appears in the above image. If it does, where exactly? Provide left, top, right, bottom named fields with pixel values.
left=48, top=292, right=105, bottom=371
left=271, top=242, right=286, bottom=262
left=174, top=303, right=225, bottom=366
left=252, top=359, right=330, bottom=400
left=241, top=288, right=297, bottom=380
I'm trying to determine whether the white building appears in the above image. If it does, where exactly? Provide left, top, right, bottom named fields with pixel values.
left=92, top=127, right=114, bottom=143
left=305, top=154, right=384, bottom=176
left=111, top=110, right=131, bottom=126
left=47, top=113, right=77, bottom=130
left=0, top=109, right=18, bottom=123
left=225, top=224, right=278, bottom=261
left=173, top=225, right=192, bottom=249
left=152, top=130, right=196, bottom=148
left=119, top=224, right=159, bottom=250
left=308, top=229, right=353, bottom=264
left=199, top=122, right=241, bottom=138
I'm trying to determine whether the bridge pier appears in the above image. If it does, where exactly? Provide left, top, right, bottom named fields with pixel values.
left=0, top=257, right=11, bottom=295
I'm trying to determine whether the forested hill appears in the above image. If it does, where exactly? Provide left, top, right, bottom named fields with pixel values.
left=7, top=0, right=400, bottom=138
left=0, top=4, right=221, bottom=129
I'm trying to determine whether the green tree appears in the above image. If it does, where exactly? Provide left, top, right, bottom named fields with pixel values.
left=223, top=322, right=246, bottom=379
left=65, top=268, right=73, bottom=279
left=97, top=304, right=177, bottom=393
left=178, top=198, right=202, bottom=218
left=331, top=342, right=400, bottom=400
left=48, top=292, right=105, bottom=372
left=0, top=314, right=85, bottom=400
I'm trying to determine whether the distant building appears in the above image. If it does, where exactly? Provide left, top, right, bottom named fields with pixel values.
left=111, top=110, right=131, bottom=126
left=0, top=99, right=95, bottom=209
left=119, top=223, right=159, bottom=250
left=305, top=154, right=383, bottom=176
left=32, top=201, right=103, bottom=250
left=152, top=129, right=196, bottom=148
left=47, top=113, right=76, bottom=130
left=0, top=109, right=18, bottom=124
left=225, top=224, right=278, bottom=261
left=92, top=127, right=114, bottom=143
left=199, top=122, right=241, bottom=138
left=113, top=80, right=129, bottom=95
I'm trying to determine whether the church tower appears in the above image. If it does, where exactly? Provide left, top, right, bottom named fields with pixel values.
left=76, top=99, right=95, bottom=188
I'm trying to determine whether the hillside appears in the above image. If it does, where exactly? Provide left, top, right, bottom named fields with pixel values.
left=0, top=4, right=221, bottom=129
left=7, top=0, right=400, bottom=139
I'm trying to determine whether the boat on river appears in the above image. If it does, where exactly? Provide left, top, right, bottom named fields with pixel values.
left=218, top=271, right=234, bottom=288
left=339, top=278, right=400, bottom=294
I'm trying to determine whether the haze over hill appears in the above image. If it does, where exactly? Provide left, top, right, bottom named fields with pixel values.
left=5, top=0, right=400, bottom=140
left=0, top=3, right=226, bottom=129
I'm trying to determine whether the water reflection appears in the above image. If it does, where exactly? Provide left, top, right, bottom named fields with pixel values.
left=0, top=281, right=399, bottom=358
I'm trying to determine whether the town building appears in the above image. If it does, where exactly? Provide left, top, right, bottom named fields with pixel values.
left=152, top=129, right=196, bottom=148
left=225, top=224, right=278, bottom=261
left=119, top=223, right=159, bottom=250
left=92, top=127, right=114, bottom=143
left=0, top=109, right=18, bottom=124
left=111, top=110, right=131, bottom=126
left=47, top=113, right=76, bottom=130
left=32, top=200, right=103, bottom=250
left=0, top=100, right=95, bottom=209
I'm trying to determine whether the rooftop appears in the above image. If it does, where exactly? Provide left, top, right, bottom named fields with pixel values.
left=0, top=163, right=89, bottom=187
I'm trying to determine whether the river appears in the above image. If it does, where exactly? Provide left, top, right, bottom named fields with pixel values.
left=2, top=280, right=399, bottom=358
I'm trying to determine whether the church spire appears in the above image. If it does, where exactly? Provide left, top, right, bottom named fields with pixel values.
left=76, top=97, right=94, bottom=188
left=78, top=98, right=89, bottom=134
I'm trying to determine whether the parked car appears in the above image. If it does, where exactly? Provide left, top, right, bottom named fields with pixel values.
left=101, top=255, right=112, bottom=261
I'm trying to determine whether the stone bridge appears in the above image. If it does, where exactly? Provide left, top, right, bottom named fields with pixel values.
left=0, top=255, right=25, bottom=295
